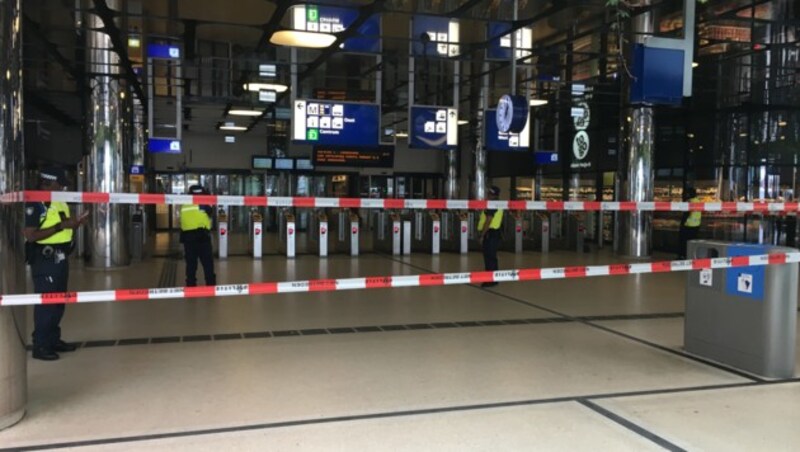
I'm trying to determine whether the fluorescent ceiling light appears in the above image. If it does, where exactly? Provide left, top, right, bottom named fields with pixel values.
left=529, top=99, right=548, bottom=107
left=395, top=132, right=408, bottom=138
left=270, top=30, right=337, bottom=49
left=778, top=120, right=788, bottom=127
left=692, top=61, right=699, bottom=68
left=219, top=124, right=247, bottom=132
left=244, top=83, right=288, bottom=93
left=458, top=120, right=469, bottom=126
left=128, top=37, right=141, bottom=48
left=228, top=109, right=264, bottom=117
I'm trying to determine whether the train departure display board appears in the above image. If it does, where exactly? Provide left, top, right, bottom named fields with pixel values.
left=313, top=146, right=394, bottom=168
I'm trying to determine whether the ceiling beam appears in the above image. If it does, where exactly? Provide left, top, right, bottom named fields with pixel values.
left=24, top=16, right=82, bottom=81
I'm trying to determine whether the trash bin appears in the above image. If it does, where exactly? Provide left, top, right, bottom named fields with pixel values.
left=685, top=240, right=799, bottom=378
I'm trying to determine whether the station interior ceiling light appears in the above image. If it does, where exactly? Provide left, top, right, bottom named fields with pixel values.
left=219, top=122, right=248, bottom=131
left=529, top=99, right=548, bottom=107
left=243, top=82, right=289, bottom=93
left=457, top=119, right=469, bottom=125
left=228, top=108, right=264, bottom=117
left=270, top=30, right=337, bottom=49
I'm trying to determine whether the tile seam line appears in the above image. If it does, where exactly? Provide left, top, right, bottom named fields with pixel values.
left=577, top=399, right=687, bottom=452
left=8, top=379, right=800, bottom=452
left=378, top=253, right=763, bottom=383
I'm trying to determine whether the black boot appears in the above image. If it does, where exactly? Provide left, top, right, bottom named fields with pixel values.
left=33, top=347, right=59, bottom=361
left=54, top=340, right=77, bottom=352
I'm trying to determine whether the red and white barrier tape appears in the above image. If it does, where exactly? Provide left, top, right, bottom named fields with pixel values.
left=1, top=253, right=797, bottom=306
left=0, top=190, right=798, bottom=213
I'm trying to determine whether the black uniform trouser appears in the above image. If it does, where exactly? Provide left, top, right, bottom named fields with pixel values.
left=482, top=230, right=502, bottom=272
left=31, top=252, right=69, bottom=350
left=182, top=230, right=216, bottom=286
left=678, top=225, right=700, bottom=259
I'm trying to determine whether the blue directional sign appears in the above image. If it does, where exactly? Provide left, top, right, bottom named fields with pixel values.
left=292, top=100, right=379, bottom=148
left=409, top=106, right=458, bottom=150
left=725, top=244, right=767, bottom=301
left=486, top=22, right=532, bottom=60
left=129, top=165, right=145, bottom=175
left=293, top=5, right=381, bottom=53
left=412, top=15, right=459, bottom=57
left=146, top=44, right=181, bottom=59
left=148, top=138, right=181, bottom=154
left=485, top=109, right=530, bottom=152
left=631, top=44, right=684, bottom=105
left=534, top=151, right=559, bottom=164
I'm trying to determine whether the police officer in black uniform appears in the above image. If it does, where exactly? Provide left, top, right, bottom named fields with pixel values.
left=180, top=185, right=216, bottom=287
left=24, top=167, right=89, bottom=361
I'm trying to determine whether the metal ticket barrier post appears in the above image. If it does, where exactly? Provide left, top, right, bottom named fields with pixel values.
left=460, top=213, right=469, bottom=254
left=403, top=219, right=412, bottom=255
left=540, top=214, right=550, bottom=254
left=431, top=213, right=441, bottom=255
left=685, top=240, right=799, bottom=378
left=501, top=212, right=524, bottom=253
left=130, top=208, right=144, bottom=261
left=251, top=211, right=263, bottom=259
left=349, top=212, right=360, bottom=256
left=374, top=211, right=402, bottom=255
left=217, top=208, right=228, bottom=259
left=279, top=212, right=296, bottom=258
left=318, top=213, right=328, bottom=258
left=392, top=214, right=402, bottom=255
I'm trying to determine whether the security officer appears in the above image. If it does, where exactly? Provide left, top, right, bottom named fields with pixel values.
left=180, top=185, right=216, bottom=287
left=478, top=186, right=504, bottom=288
left=24, top=167, right=89, bottom=361
left=679, top=186, right=702, bottom=259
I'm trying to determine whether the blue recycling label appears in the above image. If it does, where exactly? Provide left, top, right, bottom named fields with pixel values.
left=725, top=244, right=768, bottom=301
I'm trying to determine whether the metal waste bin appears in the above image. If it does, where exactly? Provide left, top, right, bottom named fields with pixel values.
left=685, top=240, right=799, bottom=378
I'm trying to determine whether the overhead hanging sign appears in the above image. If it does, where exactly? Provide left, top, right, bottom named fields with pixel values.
left=534, top=151, right=559, bottom=165
left=292, top=100, right=380, bottom=148
left=409, top=106, right=458, bottom=150
left=486, top=22, right=532, bottom=60
left=485, top=109, right=530, bottom=152
left=146, top=44, right=181, bottom=59
left=496, top=94, right=528, bottom=134
left=411, top=15, right=460, bottom=57
left=292, top=5, right=381, bottom=53
left=148, top=138, right=181, bottom=154
left=313, top=146, right=394, bottom=168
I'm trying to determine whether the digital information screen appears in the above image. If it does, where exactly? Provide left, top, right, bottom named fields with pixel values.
left=148, top=138, right=181, bottom=154
left=412, top=15, right=459, bottom=57
left=409, top=106, right=458, bottom=150
left=252, top=156, right=273, bottom=170
left=292, top=5, right=381, bottom=53
left=484, top=109, right=530, bottom=151
left=296, top=159, right=314, bottom=170
left=275, top=158, right=294, bottom=170
left=486, top=22, right=532, bottom=60
left=293, top=100, right=380, bottom=148
left=313, top=146, right=394, bottom=168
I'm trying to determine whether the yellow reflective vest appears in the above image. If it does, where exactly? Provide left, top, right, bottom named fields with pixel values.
left=478, top=209, right=504, bottom=231
left=180, top=204, right=211, bottom=231
left=685, top=197, right=702, bottom=228
left=37, top=202, right=73, bottom=245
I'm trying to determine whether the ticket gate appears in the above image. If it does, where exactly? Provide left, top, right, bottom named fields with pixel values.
left=566, top=213, right=589, bottom=253
left=374, top=211, right=402, bottom=255
left=278, top=212, right=296, bottom=258
left=217, top=208, right=229, bottom=259
left=309, top=211, right=329, bottom=257
left=440, top=211, right=469, bottom=254
left=501, top=212, right=524, bottom=253
left=324, top=209, right=352, bottom=254
left=251, top=211, right=264, bottom=258
left=410, top=211, right=441, bottom=254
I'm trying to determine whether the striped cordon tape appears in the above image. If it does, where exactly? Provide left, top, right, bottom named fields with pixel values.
left=0, top=190, right=798, bottom=213
left=1, top=253, right=797, bottom=306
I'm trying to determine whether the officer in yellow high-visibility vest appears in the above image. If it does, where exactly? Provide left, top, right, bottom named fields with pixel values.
left=24, top=167, right=89, bottom=361
left=478, top=186, right=504, bottom=287
left=180, top=185, right=216, bottom=287
left=679, top=187, right=702, bottom=259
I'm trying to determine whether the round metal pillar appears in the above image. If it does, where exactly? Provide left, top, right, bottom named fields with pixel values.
left=84, top=1, right=131, bottom=268
left=0, top=0, right=28, bottom=430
